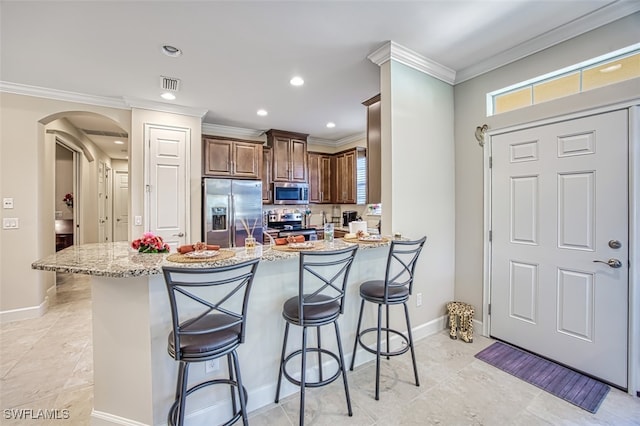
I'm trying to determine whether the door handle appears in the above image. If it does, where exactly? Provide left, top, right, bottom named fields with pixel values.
left=172, top=232, right=185, bottom=237
left=593, top=259, right=622, bottom=268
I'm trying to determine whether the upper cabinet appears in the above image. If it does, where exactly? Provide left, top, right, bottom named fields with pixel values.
left=334, top=147, right=366, bottom=205
left=203, top=136, right=263, bottom=179
left=363, top=94, right=381, bottom=203
left=262, top=147, right=273, bottom=203
left=308, top=152, right=333, bottom=204
left=266, top=129, right=308, bottom=183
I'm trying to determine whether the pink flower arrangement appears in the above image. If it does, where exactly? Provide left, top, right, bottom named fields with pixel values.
left=63, top=193, right=73, bottom=207
left=131, top=232, right=170, bottom=253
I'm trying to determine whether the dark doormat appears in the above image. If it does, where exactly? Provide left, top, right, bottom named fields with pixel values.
left=475, top=341, right=609, bottom=413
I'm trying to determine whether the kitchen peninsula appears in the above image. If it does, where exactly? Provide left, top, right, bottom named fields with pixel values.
left=32, top=239, right=392, bottom=426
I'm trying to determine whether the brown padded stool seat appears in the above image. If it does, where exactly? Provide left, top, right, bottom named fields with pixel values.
left=167, top=314, right=241, bottom=360
left=360, top=280, right=409, bottom=303
left=283, top=294, right=340, bottom=323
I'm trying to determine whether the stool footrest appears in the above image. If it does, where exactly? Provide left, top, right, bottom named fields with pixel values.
left=168, top=379, right=248, bottom=426
left=282, top=347, right=342, bottom=388
left=356, top=327, right=411, bottom=358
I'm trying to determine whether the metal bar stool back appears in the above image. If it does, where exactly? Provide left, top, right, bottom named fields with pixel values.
left=275, top=245, right=358, bottom=426
left=163, top=259, right=260, bottom=426
left=349, top=237, right=426, bottom=400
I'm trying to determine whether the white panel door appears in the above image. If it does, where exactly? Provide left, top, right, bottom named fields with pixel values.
left=98, top=161, right=107, bottom=242
left=113, top=171, right=128, bottom=242
left=491, top=110, right=628, bottom=388
left=147, top=126, right=188, bottom=250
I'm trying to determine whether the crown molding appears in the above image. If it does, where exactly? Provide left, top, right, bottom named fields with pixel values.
left=0, top=81, right=208, bottom=118
left=201, top=123, right=266, bottom=140
left=454, top=1, right=640, bottom=83
left=308, top=132, right=365, bottom=147
left=0, top=81, right=128, bottom=109
left=307, top=136, right=336, bottom=146
left=123, top=97, right=208, bottom=118
left=368, top=41, right=456, bottom=85
left=335, top=132, right=366, bottom=147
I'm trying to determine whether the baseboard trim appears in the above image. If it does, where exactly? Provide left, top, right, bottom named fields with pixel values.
left=0, top=298, right=48, bottom=324
left=91, top=410, right=149, bottom=426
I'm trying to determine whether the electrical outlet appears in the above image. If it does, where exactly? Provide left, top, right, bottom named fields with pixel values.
left=416, top=293, right=422, bottom=307
left=205, top=359, right=219, bottom=373
left=3, top=198, right=14, bottom=209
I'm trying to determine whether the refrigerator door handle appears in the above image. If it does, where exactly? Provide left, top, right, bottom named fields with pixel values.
left=228, top=194, right=234, bottom=247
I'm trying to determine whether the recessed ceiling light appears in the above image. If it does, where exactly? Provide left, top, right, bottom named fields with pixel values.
left=162, top=45, right=182, bottom=58
left=326, top=122, right=336, bottom=128
left=290, top=76, right=304, bottom=86
left=600, top=63, right=622, bottom=73
left=257, top=109, right=268, bottom=116
left=161, top=92, right=176, bottom=100
left=114, top=140, right=124, bottom=145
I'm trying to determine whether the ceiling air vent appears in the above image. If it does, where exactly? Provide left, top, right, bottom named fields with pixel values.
left=160, top=76, right=181, bottom=92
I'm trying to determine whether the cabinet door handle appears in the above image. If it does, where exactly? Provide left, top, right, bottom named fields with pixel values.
left=173, top=232, right=185, bottom=237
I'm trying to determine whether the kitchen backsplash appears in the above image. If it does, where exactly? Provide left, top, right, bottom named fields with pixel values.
left=263, top=203, right=381, bottom=229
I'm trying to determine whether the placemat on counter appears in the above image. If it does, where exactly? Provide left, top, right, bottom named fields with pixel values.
left=342, top=237, right=390, bottom=244
left=166, top=249, right=236, bottom=263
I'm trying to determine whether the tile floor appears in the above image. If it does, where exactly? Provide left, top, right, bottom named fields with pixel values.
left=1, top=273, right=639, bottom=425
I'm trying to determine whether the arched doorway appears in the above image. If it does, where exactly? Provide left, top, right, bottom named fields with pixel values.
left=40, top=111, right=130, bottom=247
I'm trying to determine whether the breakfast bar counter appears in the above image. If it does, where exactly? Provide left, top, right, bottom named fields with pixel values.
left=32, top=239, right=391, bottom=426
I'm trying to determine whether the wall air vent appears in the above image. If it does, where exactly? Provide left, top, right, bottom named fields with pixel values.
left=161, top=76, right=181, bottom=92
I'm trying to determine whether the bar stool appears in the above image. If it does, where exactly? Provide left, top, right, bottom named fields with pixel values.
left=349, top=237, right=426, bottom=400
left=274, top=245, right=358, bottom=426
left=162, top=259, right=260, bottom=426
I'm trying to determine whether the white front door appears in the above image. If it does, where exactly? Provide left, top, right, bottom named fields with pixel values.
left=490, top=110, right=629, bottom=388
left=113, top=170, right=128, bottom=242
left=146, top=125, right=188, bottom=250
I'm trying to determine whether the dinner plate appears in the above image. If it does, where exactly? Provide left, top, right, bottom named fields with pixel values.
left=288, top=242, right=315, bottom=249
left=184, top=250, right=219, bottom=259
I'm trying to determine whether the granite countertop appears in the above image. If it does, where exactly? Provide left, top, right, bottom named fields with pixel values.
left=31, top=238, right=391, bottom=278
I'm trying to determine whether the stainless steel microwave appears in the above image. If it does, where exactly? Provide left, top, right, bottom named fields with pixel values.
left=273, top=182, right=309, bottom=205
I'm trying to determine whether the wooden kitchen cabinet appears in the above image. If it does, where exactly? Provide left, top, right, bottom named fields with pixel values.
left=308, top=152, right=333, bottom=203
left=334, top=147, right=366, bottom=204
left=363, top=94, right=381, bottom=203
left=266, top=129, right=308, bottom=183
left=262, top=147, right=272, bottom=202
left=203, top=136, right=263, bottom=179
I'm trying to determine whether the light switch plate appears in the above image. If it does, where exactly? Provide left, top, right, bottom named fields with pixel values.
left=3, top=198, right=14, bottom=209
left=3, top=218, right=19, bottom=229
left=134, top=216, right=142, bottom=226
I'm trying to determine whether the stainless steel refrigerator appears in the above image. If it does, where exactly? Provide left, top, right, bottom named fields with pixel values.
left=203, top=179, right=263, bottom=248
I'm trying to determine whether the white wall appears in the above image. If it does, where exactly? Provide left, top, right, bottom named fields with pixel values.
left=0, top=93, right=130, bottom=320
left=382, top=60, right=456, bottom=325
left=453, top=12, right=640, bottom=320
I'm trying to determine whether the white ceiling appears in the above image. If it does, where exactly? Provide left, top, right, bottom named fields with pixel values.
left=1, top=1, right=638, bottom=160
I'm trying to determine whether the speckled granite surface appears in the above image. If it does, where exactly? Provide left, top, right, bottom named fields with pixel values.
left=32, top=239, right=390, bottom=278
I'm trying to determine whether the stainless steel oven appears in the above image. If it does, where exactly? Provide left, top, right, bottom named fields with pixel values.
left=273, top=182, right=309, bottom=205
